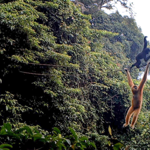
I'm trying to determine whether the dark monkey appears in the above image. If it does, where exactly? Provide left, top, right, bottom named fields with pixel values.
left=123, top=62, right=150, bottom=129
left=130, top=36, right=150, bottom=69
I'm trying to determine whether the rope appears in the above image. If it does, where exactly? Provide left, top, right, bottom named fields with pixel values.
left=26, top=63, right=77, bottom=68
left=19, top=71, right=53, bottom=76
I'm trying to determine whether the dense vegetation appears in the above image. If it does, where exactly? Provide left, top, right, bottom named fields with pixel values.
left=0, top=0, right=150, bottom=149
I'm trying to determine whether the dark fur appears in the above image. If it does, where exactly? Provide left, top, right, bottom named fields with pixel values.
left=130, top=36, right=150, bottom=69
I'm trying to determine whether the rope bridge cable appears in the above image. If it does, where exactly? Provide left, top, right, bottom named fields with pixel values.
left=25, top=63, right=77, bottom=68
left=19, top=71, right=55, bottom=76
left=19, top=62, right=79, bottom=76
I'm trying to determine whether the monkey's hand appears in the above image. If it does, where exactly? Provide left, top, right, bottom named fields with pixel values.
left=124, top=68, right=128, bottom=72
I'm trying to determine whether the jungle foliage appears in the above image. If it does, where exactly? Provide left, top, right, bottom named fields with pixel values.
left=0, top=0, right=150, bottom=149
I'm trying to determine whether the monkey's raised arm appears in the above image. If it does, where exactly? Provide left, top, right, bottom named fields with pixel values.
left=139, top=62, right=150, bottom=90
left=124, top=68, right=134, bottom=88
left=144, top=36, right=147, bottom=50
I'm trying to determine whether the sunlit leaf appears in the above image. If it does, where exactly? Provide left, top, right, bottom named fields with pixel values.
left=108, top=126, right=112, bottom=136
left=0, top=144, right=13, bottom=149
left=113, top=142, right=124, bottom=150
left=66, top=139, right=71, bottom=146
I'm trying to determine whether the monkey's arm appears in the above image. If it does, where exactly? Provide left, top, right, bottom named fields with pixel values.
left=139, top=62, right=150, bottom=90
left=124, top=68, right=134, bottom=88
left=144, top=36, right=147, bottom=50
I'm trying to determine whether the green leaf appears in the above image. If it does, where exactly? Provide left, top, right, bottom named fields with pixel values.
left=4, top=123, right=12, bottom=131
left=113, top=142, right=124, bottom=150
left=79, top=136, right=88, bottom=141
left=88, top=142, right=97, bottom=149
left=58, top=143, right=66, bottom=150
left=23, top=126, right=33, bottom=135
left=0, top=128, right=7, bottom=135
left=53, top=127, right=61, bottom=134
left=33, top=133, right=43, bottom=142
left=68, top=127, right=78, bottom=141
left=0, top=144, right=12, bottom=148
left=7, top=132, right=20, bottom=139
left=15, top=127, right=27, bottom=134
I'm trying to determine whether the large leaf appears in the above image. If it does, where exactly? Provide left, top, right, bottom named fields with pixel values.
left=33, top=133, right=43, bottom=142
left=3, top=123, right=12, bottom=132
left=53, top=127, right=61, bottom=134
left=68, top=127, right=78, bottom=141
left=79, top=136, right=88, bottom=141
left=113, top=142, right=124, bottom=150
left=23, top=126, right=33, bottom=135
left=0, top=144, right=13, bottom=150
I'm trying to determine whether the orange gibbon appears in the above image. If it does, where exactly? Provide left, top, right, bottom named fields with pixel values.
left=123, top=62, right=150, bottom=129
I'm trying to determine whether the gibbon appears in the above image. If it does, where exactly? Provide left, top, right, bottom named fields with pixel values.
left=123, top=62, right=150, bottom=129
left=130, top=36, right=150, bottom=69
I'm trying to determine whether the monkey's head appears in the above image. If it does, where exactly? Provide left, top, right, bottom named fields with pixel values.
left=132, top=85, right=138, bottom=93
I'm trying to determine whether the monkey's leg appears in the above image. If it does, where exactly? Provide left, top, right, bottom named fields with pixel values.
left=123, top=106, right=134, bottom=127
left=130, top=109, right=141, bottom=129
left=136, top=60, right=141, bottom=68
left=130, top=60, right=141, bottom=70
